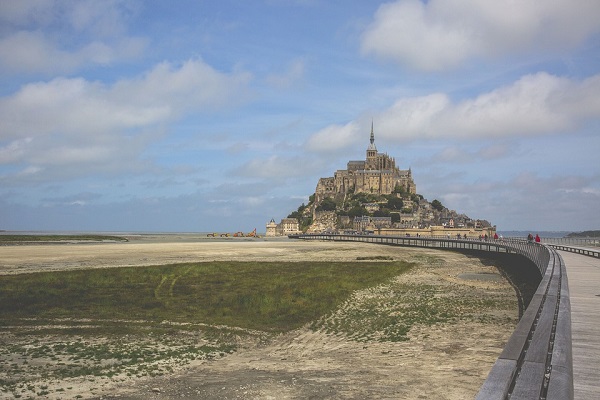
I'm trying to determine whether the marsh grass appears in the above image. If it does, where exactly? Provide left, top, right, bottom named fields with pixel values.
left=0, top=261, right=413, bottom=397
left=0, top=261, right=412, bottom=332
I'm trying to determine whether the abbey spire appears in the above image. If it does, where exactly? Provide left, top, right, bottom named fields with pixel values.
left=368, top=120, right=377, bottom=151
left=367, top=120, right=377, bottom=161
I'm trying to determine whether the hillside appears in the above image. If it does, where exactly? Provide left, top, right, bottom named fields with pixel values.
left=287, top=187, right=492, bottom=234
left=566, top=230, right=600, bottom=238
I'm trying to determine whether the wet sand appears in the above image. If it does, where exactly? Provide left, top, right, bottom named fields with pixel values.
left=0, top=235, right=518, bottom=399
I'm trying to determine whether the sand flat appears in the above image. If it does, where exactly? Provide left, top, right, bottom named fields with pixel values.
left=0, top=235, right=518, bottom=399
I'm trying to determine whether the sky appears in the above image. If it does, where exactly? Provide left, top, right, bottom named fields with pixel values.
left=1, top=0, right=599, bottom=233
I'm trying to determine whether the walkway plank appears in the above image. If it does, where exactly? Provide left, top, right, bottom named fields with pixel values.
left=559, top=251, right=600, bottom=400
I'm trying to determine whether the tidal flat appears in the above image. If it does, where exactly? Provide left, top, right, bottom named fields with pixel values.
left=0, top=235, right=525, bottom=399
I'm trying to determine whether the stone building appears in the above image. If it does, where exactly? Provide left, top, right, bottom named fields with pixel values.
left=266, top=218, right=278, bottom=237
left=266, top=217, right=301, bottom=237
left=315, top=123, right=416, bottom=203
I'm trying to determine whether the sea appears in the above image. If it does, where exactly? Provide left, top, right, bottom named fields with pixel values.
left=0, top=230, right=576, bottom=238
left=496, top=230, right=572, bottom=239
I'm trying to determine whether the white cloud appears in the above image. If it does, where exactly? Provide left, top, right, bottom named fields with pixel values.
left=361, top=0, right=600, bottom=71
left=0, top=0, right=137, bottom=35
left=232, top=155, right=320, bottom=180
left=0, top=0, right=56, bottom=26
left=305, top=121, right=362, bottom=152
left=375, top=72, right=600, bottom=141
left=0, top=59, right=251, bottom=182
left=420, top=170, right=600, bottom=230
left=307, top=72, right=600, bottom=146
left=0, top=0, right=144, bottom=74
left=0, top=30, right=146, bottom=74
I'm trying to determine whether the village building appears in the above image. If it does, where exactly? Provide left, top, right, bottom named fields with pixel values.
left=265, top=217, right=301, bottom=237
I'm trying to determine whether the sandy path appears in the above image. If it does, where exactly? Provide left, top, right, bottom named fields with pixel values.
left=1, top=236, right=518, bottom=399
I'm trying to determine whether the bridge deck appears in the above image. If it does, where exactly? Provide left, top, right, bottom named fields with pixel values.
left=559, top=251, right=600, bottom=399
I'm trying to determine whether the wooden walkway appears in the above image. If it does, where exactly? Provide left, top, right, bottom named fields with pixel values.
left=559, top=251, right=600, bottom=399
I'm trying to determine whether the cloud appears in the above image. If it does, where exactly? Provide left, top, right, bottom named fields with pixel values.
left=361, top=0, right=600, bottom=71
left=266, top=58, right=306, bottom=88
left=0, top=0, right=144, bottom=74
left=232, top=155, right=321, bottom=180
left=0, top=31, right=147, bottom=74
left=0, top=0, right=136, bottom=33
left=376, top=72, right=600, bottom=141
left=306, top=72, right=600, bottom=148
left=41, top=191, right=103, bottom=207
left=305, top=121, right=362, bottom=152
left=0, top=59, right=251, bottom=183
left=420, top=171, right=600, bottom=230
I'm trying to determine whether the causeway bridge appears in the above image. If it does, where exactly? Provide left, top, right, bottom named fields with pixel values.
left=290, top=233, right=599, bottom=400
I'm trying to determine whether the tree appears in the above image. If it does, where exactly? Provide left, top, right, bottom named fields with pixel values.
left=431, top=199, right=444, bottom=212
left=316, top=197, right=337, bottom=212
left=348, top=205, right=367, bottom=218
left=373, top=209, right=390, bottom=217
left=387, top=196, right=403, bottom=210
left=287, top=211, right=301, bottom=219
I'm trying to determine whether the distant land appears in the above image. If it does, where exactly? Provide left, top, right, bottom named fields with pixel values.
left=2, top=230, right=598, bottom=239
left=566, top=230, right=600, bottom=238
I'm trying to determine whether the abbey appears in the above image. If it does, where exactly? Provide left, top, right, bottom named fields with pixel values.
left=315, top=123, right=416, bottom=202
left=268, top=122, right=495, bottom=237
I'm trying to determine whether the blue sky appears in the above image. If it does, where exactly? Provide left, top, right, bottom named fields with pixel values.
left=1, top=0, right=599, bottom=233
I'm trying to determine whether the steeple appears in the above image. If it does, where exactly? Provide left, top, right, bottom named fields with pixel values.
left=368, top=120, right=377, bottom=151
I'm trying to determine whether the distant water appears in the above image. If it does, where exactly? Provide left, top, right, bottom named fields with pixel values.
left=0, top=231, right=270, bottom=238
left=1, top=230, right=575, bottom=238
left=497, top=230, right=572, bottom=238
left=0, top=230, right=185, bottom=236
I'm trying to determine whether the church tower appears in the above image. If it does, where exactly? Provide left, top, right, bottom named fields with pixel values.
left=366, top=121, right=377, bottom=163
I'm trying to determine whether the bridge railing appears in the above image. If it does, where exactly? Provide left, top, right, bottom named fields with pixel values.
left=291, top=233, right=573, bottom=400
left=541, top=237, right=600, bottom=247
left=547, top=244, right=600, bottom=259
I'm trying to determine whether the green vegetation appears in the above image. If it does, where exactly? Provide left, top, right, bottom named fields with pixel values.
left=0, top=260, right=412, bottom=397
left=431, top=199, right=444, bottom=212
left=566, top=230, right=600, bottom=238
left=287, top=203, right=313, bottom=231
left=315, top=197, right=337, bottom=212
left=0, top=235, right=127, bottom=243
left=311, top=270, right=515, bottom=343
left=0, top=261, right=412, bottom=333
left=292, top=190, right=425, bottom=228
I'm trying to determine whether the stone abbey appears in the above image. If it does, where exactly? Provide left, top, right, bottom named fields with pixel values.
left=267, top=122, right=495, bottom=238
left=314, top=123, right=415, bottom=202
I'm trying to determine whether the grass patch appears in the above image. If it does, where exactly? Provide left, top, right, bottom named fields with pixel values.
left=0, top=261, right=412, bottom=396
left=0, top=261, right=412, bottom=333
